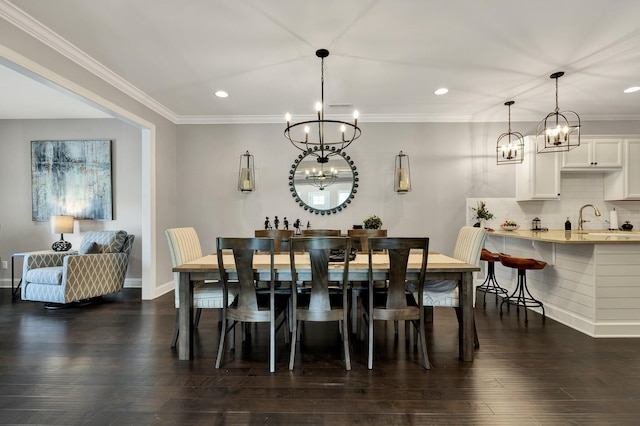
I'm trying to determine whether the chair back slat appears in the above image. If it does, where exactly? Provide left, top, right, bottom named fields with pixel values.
left=217, top=237, right=275, bottom=312
left=368, top=237, right=429, bottom=310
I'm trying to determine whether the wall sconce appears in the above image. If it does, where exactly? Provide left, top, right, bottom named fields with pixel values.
left=238, top=150, right=255, bottom=193
left=50, top=215, right=74, bottom=251
left=394, top=151, right=411, bottom=194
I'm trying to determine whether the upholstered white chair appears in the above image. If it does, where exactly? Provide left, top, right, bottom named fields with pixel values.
left=166, top=227, right=237, bottom=348
left=22, top=230, right=135, bottom=308
left=410, top=226, right=487, bottom=347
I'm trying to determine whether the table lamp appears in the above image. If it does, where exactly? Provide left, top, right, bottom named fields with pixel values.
left=50, top=215, right=74, bottom=251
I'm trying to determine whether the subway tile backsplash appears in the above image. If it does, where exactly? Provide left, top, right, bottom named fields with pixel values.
left=468, top=173, right=640, bottom=230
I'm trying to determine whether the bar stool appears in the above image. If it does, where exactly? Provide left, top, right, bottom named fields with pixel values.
left=476, top=249, right=508, bottom=306
left=497, top=253, right=547, bottom=323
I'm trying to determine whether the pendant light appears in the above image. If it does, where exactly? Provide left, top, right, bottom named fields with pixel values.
left=496, top=101, right=524, bottom=165
left=284, top=49, right=361, bottom=164
left=536, top=71, right=581, bottom=153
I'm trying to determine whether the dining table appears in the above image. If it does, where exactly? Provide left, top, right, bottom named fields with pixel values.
left=173, top=251, right=480, bottom=362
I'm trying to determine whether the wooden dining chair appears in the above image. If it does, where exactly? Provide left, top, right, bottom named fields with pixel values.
left=289, top=236, right=352, bottom=370
left=364, top=237, right=430, bottom=369
left=254, top=229, right=294, bottom=252
left=166, top=227, right=238, bottom=348
left=215, top=237, right=289, bottom=372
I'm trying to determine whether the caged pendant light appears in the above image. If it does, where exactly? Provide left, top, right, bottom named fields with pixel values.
left=536, top=71, right=581, bottom=153
left=496, top=101, right=524, bottom=165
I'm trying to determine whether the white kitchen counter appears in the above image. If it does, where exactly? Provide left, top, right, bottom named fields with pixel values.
left=487, top=230, right=640, bottom=338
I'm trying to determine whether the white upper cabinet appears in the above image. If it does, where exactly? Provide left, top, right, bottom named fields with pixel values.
left=516, top=136, right=561, bottom=200
left=561, top=139, right=622, bottom=171
left=604, top=139, right=640, bottom=200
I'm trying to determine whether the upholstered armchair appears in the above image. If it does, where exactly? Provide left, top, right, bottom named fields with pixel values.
left=21, top=230, right=135, bottom=306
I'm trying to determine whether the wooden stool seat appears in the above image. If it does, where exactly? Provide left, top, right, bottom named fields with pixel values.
left=480, top=249, right=500, bottom=262
left=498, top=253, right=546, bottom=323
left=476, top=248, right=508, bottom=306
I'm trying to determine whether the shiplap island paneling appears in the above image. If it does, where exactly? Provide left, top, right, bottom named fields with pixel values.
left=486, top=230, right=640, bottom=337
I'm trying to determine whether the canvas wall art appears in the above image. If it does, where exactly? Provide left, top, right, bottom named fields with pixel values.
left=31, top=140, right=113, bottom=221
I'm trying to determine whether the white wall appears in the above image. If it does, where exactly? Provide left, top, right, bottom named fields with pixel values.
left=176, top=122, right=640, bottom=257
left=0, top=118, right=143, bottom=285
left=175, top=122, right=518, bottom=255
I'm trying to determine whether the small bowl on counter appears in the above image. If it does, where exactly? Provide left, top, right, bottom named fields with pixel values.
left=500, top=224, right=520, bottom=231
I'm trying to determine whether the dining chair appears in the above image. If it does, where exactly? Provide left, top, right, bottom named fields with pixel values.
left=301, top=229, right=341, bottom=236
left=364, top=237, right=429, bottom=369
left=166, top=227, right=238, bottom=348
left=411, top=226, right=487, bottom=348
left=215, top=237, right=289, bottom=373
left=289, top=236, right=352, bottom=370
left=254, top=229, right=294, bottom=252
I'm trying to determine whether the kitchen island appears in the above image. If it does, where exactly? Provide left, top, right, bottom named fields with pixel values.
left=486, top=229, right=640, bottom=337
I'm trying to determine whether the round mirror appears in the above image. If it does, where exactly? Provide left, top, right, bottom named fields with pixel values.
left=288, top=151, right=358, bottom=215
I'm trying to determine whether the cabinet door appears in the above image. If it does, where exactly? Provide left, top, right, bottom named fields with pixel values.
left=532, top=150, right=561, bottom=199
left=561, top=139, right=622, bottom=170
left=593, top=139, right=622, bottom=168
left=626, top=139, right=640, bottom=199
left=516, top=137, right=560, bottom=200
left=604, top=139, right=640, bottom=200
left=562, top=140, right=592, bottom=169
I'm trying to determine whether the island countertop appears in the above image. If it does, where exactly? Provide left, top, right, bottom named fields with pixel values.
left=488, top=229, right=640, bottom=244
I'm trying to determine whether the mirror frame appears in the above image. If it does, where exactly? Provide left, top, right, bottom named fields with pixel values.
left=288, top=150, right=359, bottom=215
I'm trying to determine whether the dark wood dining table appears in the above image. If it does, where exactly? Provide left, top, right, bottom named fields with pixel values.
left=173, top=252, right=480, bottom=362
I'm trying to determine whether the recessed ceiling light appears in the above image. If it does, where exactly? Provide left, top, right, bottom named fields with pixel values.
left=214, top=90, right=229, bottom=98
left=623, top=86, right=640, bottom=93
left=434, top=88, right=448, bottom=95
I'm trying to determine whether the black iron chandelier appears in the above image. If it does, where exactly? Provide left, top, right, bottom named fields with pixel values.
left=536, top=71, right=581, bottom=153
left=305, top=164, right=338, bottom=191
left=284, top=49, right=361, bottom=164
left=496, top=101, right=524, bottom=165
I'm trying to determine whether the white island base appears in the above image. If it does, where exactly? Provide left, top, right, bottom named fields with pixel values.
left=487, top=233, right=640, bottom=338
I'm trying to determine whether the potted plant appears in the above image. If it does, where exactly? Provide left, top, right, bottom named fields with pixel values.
left=471, top=201, right=493, bottom=228
left=363, top=215, right=383, bottom=230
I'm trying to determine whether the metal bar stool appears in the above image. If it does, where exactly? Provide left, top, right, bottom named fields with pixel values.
left=476, top=249, right=508, bottom=306
left=498, top=253, right=547, bottom=323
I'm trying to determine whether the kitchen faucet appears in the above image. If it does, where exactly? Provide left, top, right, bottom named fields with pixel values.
left=578, top=204, right=602, bottom=231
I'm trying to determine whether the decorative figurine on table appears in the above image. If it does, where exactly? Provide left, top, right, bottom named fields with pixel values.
left=274, top=216, right=279, bottom=229
left=306, top=221, right=311, bottom=230
left=264, top=217, right=271, bottom=230
left=293, top=219, right=301, bottom=235
left=283, top=217, right=289, bottom=230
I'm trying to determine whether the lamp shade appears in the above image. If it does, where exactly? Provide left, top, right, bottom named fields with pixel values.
left=50, top=215, right=74, bottom=234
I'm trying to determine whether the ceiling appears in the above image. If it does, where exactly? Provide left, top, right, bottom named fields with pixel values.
left=2, top=0, right=640, bottom=123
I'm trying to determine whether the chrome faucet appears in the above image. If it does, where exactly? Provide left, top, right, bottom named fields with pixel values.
left=578, top=204, right=602, bottom=231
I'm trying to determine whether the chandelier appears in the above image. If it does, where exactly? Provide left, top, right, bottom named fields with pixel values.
left=285, top=49, right=361, bottom=164
left=536, top=71, right=581, bottom=153
left=305, top=164, right=337, bottom=190
left=496, top=101, right=524, bottom=165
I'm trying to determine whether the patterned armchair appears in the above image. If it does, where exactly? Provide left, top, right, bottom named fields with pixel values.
left=21, top=230, right=135, bottom=306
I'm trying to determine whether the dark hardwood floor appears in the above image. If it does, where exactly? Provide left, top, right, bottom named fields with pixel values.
left=2, top=288, right=640, bottom=425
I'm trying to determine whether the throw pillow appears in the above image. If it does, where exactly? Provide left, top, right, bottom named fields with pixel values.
left=78, top=241, right=100, bottom=255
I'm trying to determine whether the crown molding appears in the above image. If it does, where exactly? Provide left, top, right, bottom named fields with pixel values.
left=0, top=1, right=179, bottom=123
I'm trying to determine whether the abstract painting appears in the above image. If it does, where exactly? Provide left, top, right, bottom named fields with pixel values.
left=31, top=140, right=113, bottom=221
